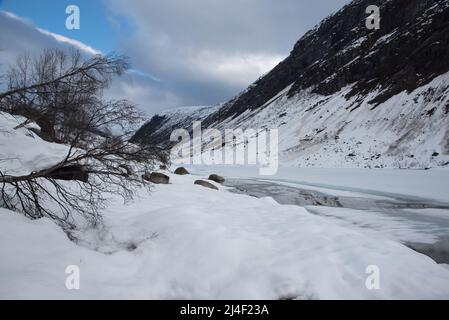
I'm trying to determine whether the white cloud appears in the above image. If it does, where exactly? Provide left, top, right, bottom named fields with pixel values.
left=106, top=0, right=351, bottom=106
left=107, top=72, right=183, bottom=115
left=191, top=51, right=285, bottom=86
left=35, top=28, right=101, bottom=55
left=0, top=10, right=181, bottom=116
left=0, top=10, right=100, bottom=63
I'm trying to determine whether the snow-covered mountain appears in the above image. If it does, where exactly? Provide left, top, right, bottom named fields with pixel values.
left=132, top=0, right=449, bottom=169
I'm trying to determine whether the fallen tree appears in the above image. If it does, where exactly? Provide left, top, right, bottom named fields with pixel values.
left=0, top=49, right=167, bottom=229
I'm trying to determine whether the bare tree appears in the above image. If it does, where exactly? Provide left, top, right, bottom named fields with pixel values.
left=0, top=49, right=167, bottom=230
left=0, top=49, right=129, bottom=142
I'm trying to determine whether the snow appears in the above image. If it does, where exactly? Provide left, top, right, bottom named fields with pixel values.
left=0, top=112, right=69, bottom=175
left=374, top=30, right=398, bottom=47
left=306, top=206, right=445, bottom=245
left=401, top=208, right=449, bottom=221
left=2, top=172, right=449, bottom=299
left=1, top=102, right=449, bottom=300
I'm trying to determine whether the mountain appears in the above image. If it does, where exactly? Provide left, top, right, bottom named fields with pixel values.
left=132, top=0, right=449, bottom=169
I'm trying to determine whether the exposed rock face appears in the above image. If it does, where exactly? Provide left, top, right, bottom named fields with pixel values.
left=142, top=172, right=170, bottom=184
left=132, top=0, right=449, bottom=169
left=208, top=174, right=225, bottom=184
left=194, top=180, right=219, bottom=190
left=174, top=167, right=190, bottom=175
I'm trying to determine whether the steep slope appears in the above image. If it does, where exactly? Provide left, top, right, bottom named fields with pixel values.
left=132, top=0, right=449, bottom=168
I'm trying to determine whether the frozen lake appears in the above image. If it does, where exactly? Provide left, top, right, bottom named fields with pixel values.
left=224, top=177, right=449, bottom=264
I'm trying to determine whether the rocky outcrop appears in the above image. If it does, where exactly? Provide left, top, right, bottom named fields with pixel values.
left=174, top=167, right=189, bottom=175
left=208, top=174, right=225, bottom=184
left=194, top=180, right=218, bottom=190
left=142, top=172, right=170, bottom=184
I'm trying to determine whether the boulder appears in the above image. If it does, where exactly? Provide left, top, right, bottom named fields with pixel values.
left=208, top=174, right=225, bottom=184
left=174, top=167, right=189, bottom=175
left=47, top=165, right=89, bottom=182
left=142, top=172, right=170, bottom=184
left=194, top=180, right=218, bottom=190
left=159, top=164, right=168, bottom=170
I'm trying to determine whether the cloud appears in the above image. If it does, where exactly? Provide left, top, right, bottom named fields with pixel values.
left=106, top=72, right=183, bottom=115
left=0, top=11, right=98, bottom=59
left=35, top=28, right=101, bottom=55
left=1, top=1, right=351, bottom=115
left=106, top=0, right=351, bottom=107
left=0, top=9, right=103, bottom=85
left=0, top=10, right=181, bottom=115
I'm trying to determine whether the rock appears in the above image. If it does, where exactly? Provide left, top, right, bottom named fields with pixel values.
left=47, top=165, right=89, bottom=182
left=432, top=152, right=440, bottom=157
left=159, top=164, right=168, bottom=170
left=174, top=167, right=189, bottom=175
left=194, top=180, right=218, bottom=190
left=142, top=172, right=170, bottom=184
left=208, top=174, right=225, bottom=184
left=118, top=164, right=133, bottom=177
left=141, top=172, right=151, bottom=181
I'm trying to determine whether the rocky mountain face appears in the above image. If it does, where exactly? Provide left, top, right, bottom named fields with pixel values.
left=132, top=0, right=449, bottom=169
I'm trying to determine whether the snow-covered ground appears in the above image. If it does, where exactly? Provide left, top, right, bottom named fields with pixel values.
left=2, top=173, right=449, bottom=299
left=1, top=112, right=449, bottom=299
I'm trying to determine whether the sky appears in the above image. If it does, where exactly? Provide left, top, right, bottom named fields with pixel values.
left=0, top=0, right=351, bottom=116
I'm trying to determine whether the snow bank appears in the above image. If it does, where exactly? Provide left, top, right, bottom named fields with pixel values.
left=0, top=112, right=68, bottom=175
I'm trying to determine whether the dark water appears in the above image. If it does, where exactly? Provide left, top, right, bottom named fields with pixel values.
left=224, top=178, right=449, bottom=264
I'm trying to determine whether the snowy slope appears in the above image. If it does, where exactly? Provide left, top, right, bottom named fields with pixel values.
left=216, top=72, right=449, bottom=168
